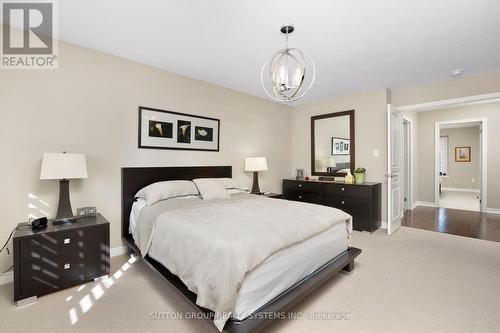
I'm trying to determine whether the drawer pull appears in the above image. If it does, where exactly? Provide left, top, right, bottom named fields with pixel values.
left=341, top=201, right=345, bottom=205
left=298, top=195, right=302, bottom=199
left=63, top=238, right=71, bottom=244
left=341, top=187, right=345, bottom=191
left=298, top=184, right=302, bottom=187
left=64, top=263, right=71, bottom=270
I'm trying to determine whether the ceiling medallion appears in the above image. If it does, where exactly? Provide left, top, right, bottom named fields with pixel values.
left=261, top=24, right=315, bottom=102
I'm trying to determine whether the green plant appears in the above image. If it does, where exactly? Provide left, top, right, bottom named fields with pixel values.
left=354, top=167, right=366, bottom=174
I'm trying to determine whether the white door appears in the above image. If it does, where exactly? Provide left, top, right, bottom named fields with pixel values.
left=387, top=104, right=403, bottom=235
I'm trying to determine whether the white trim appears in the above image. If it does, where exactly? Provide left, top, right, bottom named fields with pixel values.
left=0, top=245, right=129, bottom=286
left=381, top=221, right=388, bottom=229
left=110, top=245, right=128, bottom=257
left=411, top=202, right=418, bottom=210
left=398, top=92, right=500, bottom=112
left=442, top=187, right=480, bottom=193
left=415, top=201, right=436, bottom=208
left=434, top=118, right=487, bottom=212
left=487, top=208, right=500, bottom=215
left=402, top=117, right=413, bottom=211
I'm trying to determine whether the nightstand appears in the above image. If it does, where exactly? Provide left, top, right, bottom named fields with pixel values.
left=262, top=192, right=283, bottom=199
left=13, top=213, right=110, bottom=304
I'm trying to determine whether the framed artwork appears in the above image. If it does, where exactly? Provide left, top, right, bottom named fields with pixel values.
left=332, top=137, right=350, bottom=155
left=455, top=147, right=470, bottom=162
left=138, top=106, right=220, bottom=151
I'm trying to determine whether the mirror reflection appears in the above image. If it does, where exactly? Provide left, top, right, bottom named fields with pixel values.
left=312, top=111, right=354, bottom=176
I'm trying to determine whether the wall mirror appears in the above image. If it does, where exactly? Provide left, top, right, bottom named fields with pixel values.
left=311, top=110, right=355, bottom=177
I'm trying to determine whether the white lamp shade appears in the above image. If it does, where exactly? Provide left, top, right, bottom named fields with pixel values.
left=40, top=153, right=88, bottom=180
left=244, top=157, right=268, bottom=172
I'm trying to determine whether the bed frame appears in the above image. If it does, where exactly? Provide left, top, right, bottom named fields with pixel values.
left=121, top=166, right=361, bottom=333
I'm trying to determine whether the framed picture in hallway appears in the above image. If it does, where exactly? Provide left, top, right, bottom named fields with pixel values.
left=455, top=146, right=470, bottom=162
left=138, top=106, right=220, bottom=151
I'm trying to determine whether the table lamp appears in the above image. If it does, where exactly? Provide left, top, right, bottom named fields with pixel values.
left=244, top=157, right=268, bottom=194
left=40, top=152, right=88, bottom=224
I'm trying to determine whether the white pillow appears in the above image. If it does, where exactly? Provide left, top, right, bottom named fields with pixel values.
left=220, top=178, right=239, bottom=189
left=227, top=188, right=245, bottom=195
left=193, top=178, right=231, bottom=200
left=135, top=180, right=200, bottom=206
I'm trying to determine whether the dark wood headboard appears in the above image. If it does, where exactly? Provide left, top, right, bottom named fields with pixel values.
left=121, top=166, right=232, bottom=238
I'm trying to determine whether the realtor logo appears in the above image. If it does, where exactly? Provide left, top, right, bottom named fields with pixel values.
left=1, top=1, right=58, bottom=69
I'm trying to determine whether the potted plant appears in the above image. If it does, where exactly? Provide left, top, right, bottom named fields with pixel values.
left=354, top=167, right=366, bottom=184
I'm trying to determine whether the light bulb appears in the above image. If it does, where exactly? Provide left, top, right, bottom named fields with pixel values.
left=278, top=65, right=287, bottom=86
left=292, top=67, right=302, bottom=88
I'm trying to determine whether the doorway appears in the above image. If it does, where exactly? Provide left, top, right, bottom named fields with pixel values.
left=434, top=118, right=487, bottom=212
left=387, top=92, right=498, bottom=235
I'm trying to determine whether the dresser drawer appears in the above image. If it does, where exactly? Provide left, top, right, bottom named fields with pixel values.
left=283, top=180, right=319, bottom=192
left=287, top=191, right=321, bottom=204
left=19, top=232, right=78, bottom=264
left=327, top=196, right=369, bottom=214
left=325, top=184, right=370, bottom=198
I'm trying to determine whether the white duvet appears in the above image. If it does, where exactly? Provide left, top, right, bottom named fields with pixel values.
left=134, top=194, right=352, bottom=331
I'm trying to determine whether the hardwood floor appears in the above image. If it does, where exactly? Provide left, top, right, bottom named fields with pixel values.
left=402, top=206, right=500, bottom=243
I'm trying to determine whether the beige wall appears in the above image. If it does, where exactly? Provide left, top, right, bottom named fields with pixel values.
left=0, top=39, right=292, bottom=270
left=440, top=127, right=480, bottom=190
left=291, top=90, right=389, bottom=221
left=414, top=102, right=500, bottom=208
left=391, top=69, right=500, bottom=106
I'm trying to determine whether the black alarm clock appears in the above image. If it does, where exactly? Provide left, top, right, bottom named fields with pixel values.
left=30, top=217, right=48, bottom=229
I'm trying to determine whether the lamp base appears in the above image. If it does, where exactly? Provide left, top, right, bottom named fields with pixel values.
left=55, top=179, right=76, bottom=222
left=52, top=217, right=77, bottom=226
left=250, top=171, right=262, bottom=194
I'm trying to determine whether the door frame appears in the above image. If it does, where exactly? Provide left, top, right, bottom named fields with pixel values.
left=434, top=118, right=487, bottom=211
left=402, top=117, right=413, bottom=211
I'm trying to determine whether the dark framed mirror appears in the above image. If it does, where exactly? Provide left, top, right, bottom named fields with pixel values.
left=311, top=110, right=355, bottom=177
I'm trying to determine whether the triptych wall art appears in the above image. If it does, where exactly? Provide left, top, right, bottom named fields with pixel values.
left=138, top=106, right=220, bottom=151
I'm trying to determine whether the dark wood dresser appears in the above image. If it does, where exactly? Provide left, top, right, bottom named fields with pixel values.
left=283, top=179, right=381, bottom=232
left=13, top=214, right=110, bottom=304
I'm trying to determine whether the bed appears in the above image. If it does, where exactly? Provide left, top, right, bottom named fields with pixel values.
left=121, top=166, right=361, bottom=333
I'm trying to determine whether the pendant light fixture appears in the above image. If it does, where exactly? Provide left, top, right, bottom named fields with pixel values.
left=261, top=24, right=315, bottom=102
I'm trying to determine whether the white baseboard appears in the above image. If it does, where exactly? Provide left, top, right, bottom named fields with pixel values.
left=486, top=208, right=500, bottom=215
left=415, top=201, right=436, bottom=208
left=110, top=245, right=128, bottom=257
left=381, top=221, right=388, bottom=229
left=442, top=187, right=480, bottom=193
left=0, top=245, right=129, bottom=286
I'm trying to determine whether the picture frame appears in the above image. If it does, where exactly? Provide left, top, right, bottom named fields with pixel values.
left=455, top=146, right=471, bottom=162
left=332, top=137, right=350, bottom=155
left=138, top=106, right=220, bottom=151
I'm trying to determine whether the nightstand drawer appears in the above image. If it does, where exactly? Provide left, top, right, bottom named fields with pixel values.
left=59, top=250, right=105, bottom=286
left=19, top=250, right=104, bottom=298
left=19, top=231, right=79, bottom=264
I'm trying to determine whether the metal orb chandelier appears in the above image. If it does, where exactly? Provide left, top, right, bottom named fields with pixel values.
left=261, top=24, right=315, bottom=103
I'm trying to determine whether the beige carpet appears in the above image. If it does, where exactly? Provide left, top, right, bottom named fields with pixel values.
left=1, top=227, right=500, bottom=333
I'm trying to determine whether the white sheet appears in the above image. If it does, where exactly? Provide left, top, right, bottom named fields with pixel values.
left=131, top=194, right=351, bottom=330
left=232, top=221, right=348, bottom=320
left=129, top=199, right=146, bottom=235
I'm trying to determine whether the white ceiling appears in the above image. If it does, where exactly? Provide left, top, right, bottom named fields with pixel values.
left=21, top=1, right=500, bottom=104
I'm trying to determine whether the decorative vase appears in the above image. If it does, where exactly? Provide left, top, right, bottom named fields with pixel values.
left=354, top=173, right=365, bottom=184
